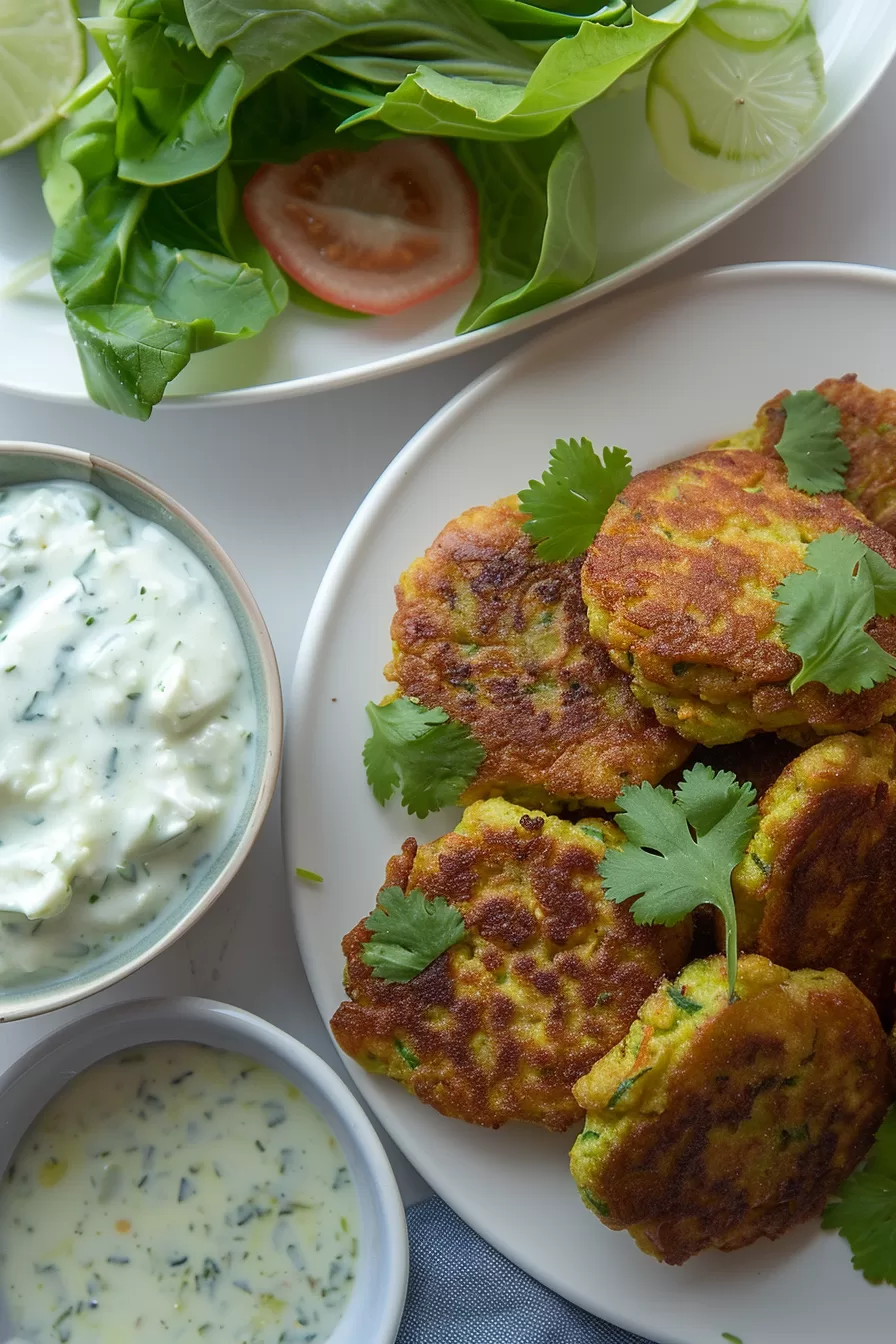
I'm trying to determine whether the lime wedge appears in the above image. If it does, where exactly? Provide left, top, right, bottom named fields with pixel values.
left=695, top=1, right=808, bottom=50
left=647, top=21, right=825, bottom=192
left=0, top=0, right=85, bottom=158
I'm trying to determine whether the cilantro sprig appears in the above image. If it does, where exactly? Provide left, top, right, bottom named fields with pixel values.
left=361, top=885, right=466, bottom=983
left=774, top=532, right=896, bottom=694
left=519, top=437, right=632, bottom=562
left=823, top=1106, right=896, bottom=1285
left=363, top=698, right=485, bottom=819
left=774, top=390, right=849, bottom=494
left=599, top=764, right=759, bottom=1001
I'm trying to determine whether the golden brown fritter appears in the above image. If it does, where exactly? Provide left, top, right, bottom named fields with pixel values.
left=570, top=955, right=893, bottom=1265
left=582, top=449, right=896, bottom=745
left=331, top=800, right=693, bottom=1131
left=387, top=496, right=691, bottom=811
left=730, top=375, right=896, bottom=537
left=732, top=725, right=896, bottom=1021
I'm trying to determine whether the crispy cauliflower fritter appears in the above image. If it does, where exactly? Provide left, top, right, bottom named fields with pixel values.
left=387, top=496, right=691, bottom=810
left=581, top=450, right=896, bottom=745
left=331, top=800, right=693, bottom=1131
left=732, top=725, right=896, bottom=1020
left=570, top=956, right=893, bottom=1264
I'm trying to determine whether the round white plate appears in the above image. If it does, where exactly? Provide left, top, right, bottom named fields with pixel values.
left=285, top=262, right=896, bottom=1344
left=1, top=1, right=895, bottom=409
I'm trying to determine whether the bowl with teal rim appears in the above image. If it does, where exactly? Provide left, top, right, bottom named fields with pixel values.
left=0, top=995, right=409, bottom=1344
left=0, top=441, right=282, bottom=1021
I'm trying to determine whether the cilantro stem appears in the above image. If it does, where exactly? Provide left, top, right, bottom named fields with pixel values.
left=723, top=900, right=738, bottom=1003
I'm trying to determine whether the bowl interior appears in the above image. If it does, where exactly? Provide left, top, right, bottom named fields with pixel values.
left=0, top=998, right=407, bottom=1344
left=0, top=447, right=279, bottom=1019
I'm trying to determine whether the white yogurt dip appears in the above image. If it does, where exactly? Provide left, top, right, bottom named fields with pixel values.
left=0, top=481, right=255, bottom=981
left=0, top=1042, right=360, bottom=1342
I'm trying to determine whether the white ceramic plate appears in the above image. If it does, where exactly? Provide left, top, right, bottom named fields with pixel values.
left=285, top=262, right=896, bottom=1344
left=1, top=1, right=895, bottom=409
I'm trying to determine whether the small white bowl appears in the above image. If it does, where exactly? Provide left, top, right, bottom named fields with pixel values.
left=0, top=442, right=283, bottom=1021
left=0, top=996, right=409, bottom=1344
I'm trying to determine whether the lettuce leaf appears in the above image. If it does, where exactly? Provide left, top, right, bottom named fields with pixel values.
left=344, top=0, right=696, bottom=139
left=457, top=123, right=595, bottom=331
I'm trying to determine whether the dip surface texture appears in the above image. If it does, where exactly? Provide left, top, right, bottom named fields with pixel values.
left=0, top=1042, right=360, bottom=1342
left=0, top=481, right=255, bottom=982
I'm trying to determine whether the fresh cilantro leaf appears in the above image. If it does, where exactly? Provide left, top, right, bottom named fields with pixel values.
left=363, top=698, right=485, bottom=819
left=519, top=438, right=632, bottom=562
left=863, top=547, right=896, bottom=617
left=774, top=532, right=896, bottom=694
left=774, top=389, right=849, bottom=494
left=823, top=1105, right=896, bottom=1285
left=599, top=763, right=758, bottom=1001
left=360, top=886, right=466, bottom=983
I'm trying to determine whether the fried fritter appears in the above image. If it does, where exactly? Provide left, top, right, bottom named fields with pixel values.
left=720, top=375, right=896, bottom=537
left=582, top=449, right=896, bottom=745
left=331, top=799, right=693, bottom=1131
left=570, top=955, right=893, bottom=1265
left=732, top=725, right=896, bottom=1020
left=387, top=496, right=691, bottom=811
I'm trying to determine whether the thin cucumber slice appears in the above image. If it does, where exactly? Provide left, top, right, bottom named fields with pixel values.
left=0, top=0, right=84, bottom=157
left=695, top=0, right=808, bottom=50
left=647, top=22, right=825, bottom=192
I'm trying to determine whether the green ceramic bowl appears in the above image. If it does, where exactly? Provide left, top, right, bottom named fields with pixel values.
left=0, top=442, right=282, bottom=1020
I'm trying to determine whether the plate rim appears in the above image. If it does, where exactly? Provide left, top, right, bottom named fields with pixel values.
left=5, top=17, right=896, bottom=411
left=284, top=260, right=896, bottom=1340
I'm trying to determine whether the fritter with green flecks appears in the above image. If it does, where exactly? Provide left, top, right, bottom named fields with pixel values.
left=717, top=375, right=896, bottom=537
left=581, top=449, right=896, bottom=746
left=570, top=955, right=893, bottom=1265
left=331, top=799, right=693, bottom=1131
left=732, top=725, right=896, bottom=1020
left=387, top=495, right=691, bottom=811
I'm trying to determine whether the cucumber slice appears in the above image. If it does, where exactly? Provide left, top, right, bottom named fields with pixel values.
left=647, top=21, right=825, bottom=192
left=695, top=1, right=808, bottom=51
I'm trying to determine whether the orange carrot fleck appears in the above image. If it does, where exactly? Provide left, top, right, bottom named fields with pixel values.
left=632, top=1024, right=654, bottom=1073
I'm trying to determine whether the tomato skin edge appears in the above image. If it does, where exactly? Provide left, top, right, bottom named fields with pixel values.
left=242, top=139, right=481, bottom=317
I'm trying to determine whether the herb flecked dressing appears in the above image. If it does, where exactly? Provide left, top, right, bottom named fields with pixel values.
left=0, top=1043, right=359, bottom=1342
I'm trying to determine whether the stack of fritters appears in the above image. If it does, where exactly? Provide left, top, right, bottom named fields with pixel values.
left=334, top=376, right=896, bottom=1265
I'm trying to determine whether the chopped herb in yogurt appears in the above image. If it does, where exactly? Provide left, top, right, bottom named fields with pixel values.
left=0, top=483, right=255, bottom=984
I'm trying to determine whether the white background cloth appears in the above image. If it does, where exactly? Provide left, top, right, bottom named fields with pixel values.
left=1, top=63, right=895, bottom=1208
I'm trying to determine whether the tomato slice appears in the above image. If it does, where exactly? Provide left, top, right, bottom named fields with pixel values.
left=243, top=138, right=480, bottom=317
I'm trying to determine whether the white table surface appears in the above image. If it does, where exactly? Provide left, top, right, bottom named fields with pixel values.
left=1, top=61, right=895, bottom=1219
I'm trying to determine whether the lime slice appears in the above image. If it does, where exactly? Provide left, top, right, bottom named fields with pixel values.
left=695, top=0, right=808, bottom=50
left=647, top=22, right=825, bottom=192
left=0, top=0, right=85, bottom=158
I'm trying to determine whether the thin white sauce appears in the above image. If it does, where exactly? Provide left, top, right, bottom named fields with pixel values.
left=0, top=481, right=255, bottom=982
left=0, top=1043, right=360, bottom=1343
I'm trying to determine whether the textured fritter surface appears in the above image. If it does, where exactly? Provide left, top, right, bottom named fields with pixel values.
left=331, top=800, right=693, bottom=1131
left=582, top=450, right=896, bottom=745
left=570, top=956, right=892, bottom=1265
left=388, top=496, right=691, bottom=810
left=732, top=725, right=896, bottom=1019
left=726, top=375, right=896, bottom=538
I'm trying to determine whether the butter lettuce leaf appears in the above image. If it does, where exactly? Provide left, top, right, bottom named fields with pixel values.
left=344, top=0, right=697, bottom=140
left=457, top=123, right=596, bottom=333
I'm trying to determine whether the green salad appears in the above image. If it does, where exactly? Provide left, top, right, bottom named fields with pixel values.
left=29, top=0, right=824, bottom=418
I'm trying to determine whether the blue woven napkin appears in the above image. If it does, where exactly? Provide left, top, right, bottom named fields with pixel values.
left=398, top=1196, right=654, bottom=1344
